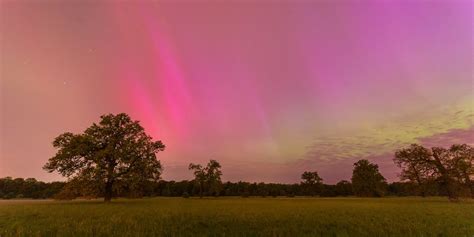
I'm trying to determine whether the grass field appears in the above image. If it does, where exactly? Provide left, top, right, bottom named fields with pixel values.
left=0, top=197, right=473, bottom=237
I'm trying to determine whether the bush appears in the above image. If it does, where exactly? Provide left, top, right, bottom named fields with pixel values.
left=182, top=192, right=190, bottom=198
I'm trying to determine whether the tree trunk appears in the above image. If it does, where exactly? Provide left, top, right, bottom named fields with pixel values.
left=104, top=156, right=116, bottom=202
left=104, top=180, right=113, bottom=202
left=432, top=152, right=458, bottom=201
left=414, top=173, right=425, bottom=197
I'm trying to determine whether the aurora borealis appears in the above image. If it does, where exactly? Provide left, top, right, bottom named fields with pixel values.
left=1, top=0, right=473, bottom=183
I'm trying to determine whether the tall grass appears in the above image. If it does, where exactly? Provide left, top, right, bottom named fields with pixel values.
left=0, top=197, right=473, bottom=237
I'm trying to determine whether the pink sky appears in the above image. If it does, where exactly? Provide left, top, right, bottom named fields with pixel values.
left=1, top=0, right=473, bottom=183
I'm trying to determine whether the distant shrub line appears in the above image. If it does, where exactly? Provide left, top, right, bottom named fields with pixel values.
left=0, top=176, right=464, bottom=200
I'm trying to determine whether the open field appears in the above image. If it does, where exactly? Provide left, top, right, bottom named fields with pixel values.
left=0, top=197, right=473, bottom=237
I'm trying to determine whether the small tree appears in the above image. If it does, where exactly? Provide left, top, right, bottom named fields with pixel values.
left=351, top=159, right=387, bottom=197
left=44, top=113, right=165, bottom=202
left=188, top=163, right=206, bottom=198
left=206, top=160, right=222, bottom=196
left=301, top=171, right=323, bottom=196
left=189, top=160, right=222, bottom=198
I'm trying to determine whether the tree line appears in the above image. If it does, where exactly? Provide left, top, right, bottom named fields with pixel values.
left=1, top=113, right=472, bottom=201
left=0, top=175, right=449, bottom=200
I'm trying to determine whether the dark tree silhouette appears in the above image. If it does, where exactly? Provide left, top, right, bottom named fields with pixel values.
left=301, top=171, right=323, bottom=196
left=206, top=160, right=223, bottom=196
left=450, top=144, right=474, bottom=198
left=351, top=159, right=387, bottom=197
left=189, top=160, right=222, bottom=198
left=395, top=144, right=473, bottom=200
left=394, top=144, right=434, bottom=197
left=43, top=113, right=165, bottom=202
left=188, top=163, right=206, bottom=198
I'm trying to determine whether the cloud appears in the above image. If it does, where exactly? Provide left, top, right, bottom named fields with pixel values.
left=301, top=97, right=473, bottom=181
left=418, top=126, right=474, bottom=148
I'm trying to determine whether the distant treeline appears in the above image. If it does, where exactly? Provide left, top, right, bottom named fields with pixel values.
left=0, top=178, right=65, bottom=199
left=0, top=176, right=457, bottom=200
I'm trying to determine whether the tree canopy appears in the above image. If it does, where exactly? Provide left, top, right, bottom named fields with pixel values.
left=351, top=159, right=387, bottom=197
left=189, top=160, right=222, bottom=198
left=395, top=144, right=473, bottom=200
left=301, top=171, right=323, bottom=196
left=43, top=113, right=165, bottom=202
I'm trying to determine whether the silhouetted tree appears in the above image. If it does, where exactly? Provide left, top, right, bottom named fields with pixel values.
left=301, top=171, right=323, bottom=196
left=394, top=144, right=434, bottom=197
left=206, top=160, right=222, bottom=196
left=429, top=147, right=461, bottom=200
left=43, top=113, right=165, bottom=202
left=449, top=144, right=474, bottom=198
left=394, top=144, right=473, bottom=200
left=351, top=159, right=387, bottom=197
left=189, top=160, right=222, bottom=197
left=188, top=163, right=206, bottom=198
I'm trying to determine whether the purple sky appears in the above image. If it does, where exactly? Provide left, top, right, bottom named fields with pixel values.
left=1, top=0, right=473, bottom=183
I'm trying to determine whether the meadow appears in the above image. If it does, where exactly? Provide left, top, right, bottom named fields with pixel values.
left=0, top=197, right=473, bottom=237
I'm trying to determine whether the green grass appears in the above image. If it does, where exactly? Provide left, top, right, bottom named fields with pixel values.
left=0, top=197, right=473, bottom=237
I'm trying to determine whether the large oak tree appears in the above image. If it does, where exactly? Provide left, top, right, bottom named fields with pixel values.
left=393, top=144, right=434, bottom=197
left=44, top=113, right=165, bottom=202
left=395, top=144, right=473, bottom=200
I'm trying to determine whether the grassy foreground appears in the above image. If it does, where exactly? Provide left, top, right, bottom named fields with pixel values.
left=0, top=197, right=473, bottom=237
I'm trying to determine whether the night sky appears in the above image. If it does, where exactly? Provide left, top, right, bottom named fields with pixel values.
left=1, top=0, right=473, bottom=183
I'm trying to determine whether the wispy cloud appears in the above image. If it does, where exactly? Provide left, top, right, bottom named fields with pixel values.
left=303, top=97, right=473, bottom=163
